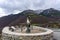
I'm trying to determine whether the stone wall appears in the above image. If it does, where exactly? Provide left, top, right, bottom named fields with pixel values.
left=2, top=33, right=53, bottom=40
left=2, top=26, right=53, bottom=40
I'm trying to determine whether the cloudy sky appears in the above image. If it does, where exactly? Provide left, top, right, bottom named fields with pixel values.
left=0, top=0, right=60, bottom=17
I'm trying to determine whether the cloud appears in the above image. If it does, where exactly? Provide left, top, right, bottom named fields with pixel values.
left=0, top=0, right=60, bottom=10
left=0, top=8, right=9, bottom=17
left=13, top=10, right=22, bottom=14
left=0, top=0, right=60, bottom=17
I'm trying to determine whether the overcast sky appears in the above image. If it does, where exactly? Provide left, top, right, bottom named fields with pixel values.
left=0, top=0, right=60, bottom=17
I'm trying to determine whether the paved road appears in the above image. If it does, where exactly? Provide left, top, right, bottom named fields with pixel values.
left=50, top=28, right=60, bottom=40
left=53, top=32, right=60, bottom=40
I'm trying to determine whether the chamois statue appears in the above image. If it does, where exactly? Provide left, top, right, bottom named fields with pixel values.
left=26, top=16, right=31, bottom=33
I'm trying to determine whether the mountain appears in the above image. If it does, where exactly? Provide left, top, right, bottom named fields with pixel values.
left=34, top=10, right=43, bottom=14
left=0, top=8, right=60, bottom=33
left=21, top=10, right=37, bottom=15
left=39, top=8, right=60, bottom=17
left=20, top=10, right=40, bottom=18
